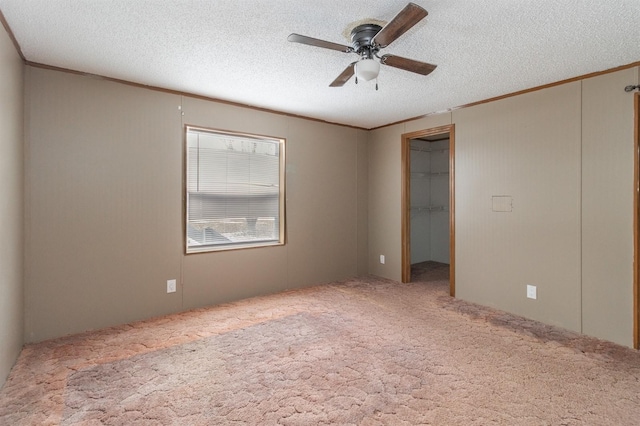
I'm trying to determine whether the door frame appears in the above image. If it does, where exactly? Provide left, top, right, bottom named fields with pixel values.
left=401, top=124, right=455, bottom=296
left=634, top=92, right=639, bottom=349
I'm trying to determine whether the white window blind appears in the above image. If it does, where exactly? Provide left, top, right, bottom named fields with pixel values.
left=185, top=126, right=285, bottom=253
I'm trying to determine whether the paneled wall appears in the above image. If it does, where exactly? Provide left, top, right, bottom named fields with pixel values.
left=368, top=67, right=638, bottom=347
left=453, top=82, right=583, bottom=332
left=24, top=66, right=368, bottom=342
left=581, top=69, right=637, bottom=344
left=368, top=123, right=404, bottom=280
left=0, top=23, right=24, bottom=387
left=25, top=68, right=184, bottom=342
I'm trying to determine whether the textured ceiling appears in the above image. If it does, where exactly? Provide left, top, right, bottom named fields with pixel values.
left=1, top=0, right=639, bottom=129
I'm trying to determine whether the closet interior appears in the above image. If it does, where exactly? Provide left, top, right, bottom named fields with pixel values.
left=410, top=136, right=450, bottom=266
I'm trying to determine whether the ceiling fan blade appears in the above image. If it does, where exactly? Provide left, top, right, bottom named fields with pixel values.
left=380, top=54, right=437, bottom=76
left=372, top=2, right=428, bottom=48
left=329, top=62, right=357, bottom=87
left=287, top=33, right=353, bottom=53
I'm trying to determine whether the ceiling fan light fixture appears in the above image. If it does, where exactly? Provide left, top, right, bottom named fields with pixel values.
left=356, top=58, right=380, bottom=82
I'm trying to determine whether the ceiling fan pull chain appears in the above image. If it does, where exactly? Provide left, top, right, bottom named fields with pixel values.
left=376, top=78, right=379, bottom=91
left=355, top=75, right=358, bottom=85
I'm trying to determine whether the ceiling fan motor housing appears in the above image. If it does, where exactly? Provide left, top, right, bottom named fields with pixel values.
left=350, top=24, right=382, bottom=58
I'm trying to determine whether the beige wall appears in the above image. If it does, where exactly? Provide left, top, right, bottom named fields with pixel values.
left=357, top=133, right=369, bottom=276
left=581, top=68, right=638, bottom=345
left=368, top=123, right=404, bottom=281
left=0, top=26, right=24, bottom=386
left=25, top=67, right=184, bottom=342
left=24, top=67, right=368, bottom=342
left=453, top=82, right=583, bottom=332
left=368, top=68, right=638, bottom=347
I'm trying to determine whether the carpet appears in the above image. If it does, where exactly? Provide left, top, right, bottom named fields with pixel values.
left=2, top=263, right=640, bottom=424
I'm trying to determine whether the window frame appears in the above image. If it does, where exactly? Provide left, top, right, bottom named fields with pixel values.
left=183, top=125, right=286, bottom=254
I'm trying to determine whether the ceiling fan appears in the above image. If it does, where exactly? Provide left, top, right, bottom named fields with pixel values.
left=287, top=2, right=437, bottom=88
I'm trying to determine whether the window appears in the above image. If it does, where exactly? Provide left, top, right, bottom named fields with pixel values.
left=185, top=126, right=285, bottom=253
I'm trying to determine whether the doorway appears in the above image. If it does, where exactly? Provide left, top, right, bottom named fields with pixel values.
left=401, top=125, right=455, bottom=296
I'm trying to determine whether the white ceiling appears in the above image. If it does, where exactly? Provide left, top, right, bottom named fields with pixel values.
left=1, top=1, right=639, bottom=129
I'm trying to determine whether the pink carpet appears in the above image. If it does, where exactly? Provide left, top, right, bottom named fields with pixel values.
left=2, top=262, right=640, bottom=424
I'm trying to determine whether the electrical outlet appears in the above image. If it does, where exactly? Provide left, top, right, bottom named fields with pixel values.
left=167, top=279, right=177, bottom=293
left=380, top=255, right=385, bottom=264
left=526, top=284, right=537, bottom=300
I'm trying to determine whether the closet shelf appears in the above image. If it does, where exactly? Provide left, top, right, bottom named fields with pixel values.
left=411, top=172, right=449, bottom=178
left=411, top=205, right=449, bottom=213
left=410, top=147, right=450, bottom=153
